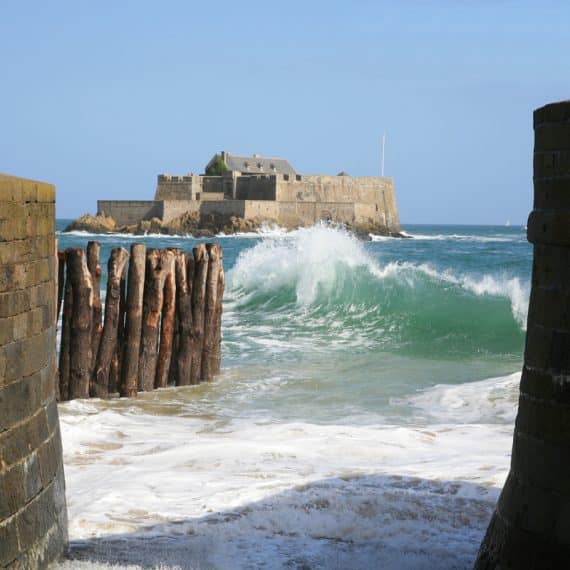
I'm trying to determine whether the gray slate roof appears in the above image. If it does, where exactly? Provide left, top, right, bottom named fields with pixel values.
left=212, top=152, right=296, bottom=175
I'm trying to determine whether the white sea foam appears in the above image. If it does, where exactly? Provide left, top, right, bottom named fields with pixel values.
left=459, top=274, right=529, bottom=328
left=228, top=225, right=529, bottom=328
left=370, top=232, right=520, bottom=243
left=56, top=230, right=190, bottom=239
left=230, top=224, right=378, bottom=305
left=402, top=372, right=520, bottom=424
left=216, top=223, right=290, bottom=239
left=56, top=373, right=516, bottom=569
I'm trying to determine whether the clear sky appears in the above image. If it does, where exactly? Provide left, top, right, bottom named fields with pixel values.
left=1, top=1, right=569, bottom=224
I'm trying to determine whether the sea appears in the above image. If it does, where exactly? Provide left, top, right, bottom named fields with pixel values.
left=54, top=221, right=530, bottom=570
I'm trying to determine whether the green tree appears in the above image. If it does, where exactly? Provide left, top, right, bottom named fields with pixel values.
left=205, top=154, right=228, bottom=176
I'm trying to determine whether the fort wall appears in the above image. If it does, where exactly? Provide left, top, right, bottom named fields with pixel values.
left=201, top=176, right=229, bottom=196
left=98, top=200, right=162, bottom=226
left=276, top=175, right=393, bottom=204
left=155, top=175, right=230, bottom=201
left=236, top=176, right=276, bottom=201
left=98, top=173, right=400, bottom=233
left=200, top=199, right=247, bottom=220
left=0, top=174, right=68, bottom=568
left=161, top=201, right=200, bottom=223
left=154, top=175, right=197, bottom=200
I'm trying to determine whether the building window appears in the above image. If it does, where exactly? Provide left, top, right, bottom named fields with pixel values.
left=283, top=174, right=289, bottom=181
left=296, top=174, right=302, bottom=181
left=196, top=193, right=201, bottom=201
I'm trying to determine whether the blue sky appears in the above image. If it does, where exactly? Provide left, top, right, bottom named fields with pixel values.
left=1, top=1, right=569, bottom=223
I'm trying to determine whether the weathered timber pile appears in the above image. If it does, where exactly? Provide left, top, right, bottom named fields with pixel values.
left=56, top=242, right=224, bottom=400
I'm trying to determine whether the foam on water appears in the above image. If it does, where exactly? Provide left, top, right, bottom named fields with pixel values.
left=401, top=372, right=520, bottom=424
left=371, top=231, right=523, bottom=243
left=56, top=373, right=517, bottom=569
left=231, top=225, right=528, bottom=311
left=57, top=230, right=193, bottom=239
left=216, top=222, right=289, bottom=239
left=226, top=226, right=529, bottom=360
left=229, top=224, right=377, bottom=305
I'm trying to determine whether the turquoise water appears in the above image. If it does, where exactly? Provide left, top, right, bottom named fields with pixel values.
left=56, top=221, right=530, bottom=569
left=57, top=221, right=528, bottom=421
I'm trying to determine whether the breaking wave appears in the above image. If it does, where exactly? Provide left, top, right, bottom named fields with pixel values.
left=226, top=225, right=528, bottom=358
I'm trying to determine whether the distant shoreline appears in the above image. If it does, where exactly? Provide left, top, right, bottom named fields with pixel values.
left=61, top=214, right=408, bottom=241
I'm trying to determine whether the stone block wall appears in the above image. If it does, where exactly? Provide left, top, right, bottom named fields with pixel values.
left=243, top=200, right=280, bottom=221
left=200, top=199, right=247, bottom=220
left=161, top=200, right=200, bottom=223
left=154, top=175, right=197, bottom=200
left=275, top=175, right=394, bottom=204
left=201, top=176, right=228, bottom=196
left=155, top=176, right=231, bottom=202
left=97, top=200, right=163, bottom=226
left=0, top=174, right=67, bottom=568
left=236, top=176, right=277, bottom=200
left=475, top=101, right=570, bottom=567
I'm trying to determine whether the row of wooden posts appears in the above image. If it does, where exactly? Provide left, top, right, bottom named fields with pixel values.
left=56, top=242, right=224, bottom=400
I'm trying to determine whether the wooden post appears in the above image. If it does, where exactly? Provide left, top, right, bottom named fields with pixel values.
left=190, top=244, right=208, bottom=384
left=201, top=243, right=222, bottom=381
left=58, top=257, right=73, bottom=401
left=213, top=252, right=225, bottom=376
left=155, top=252, right=176, bottom=389
left=138, top=249, right=173, bottom=392
left=86, top=241, right=103, bottom=391
left=93, top=247, right=129, bottom=398
left=174, top=252, right=194, bottom=386
left=121, top=243, right=146, bottom=398
left=67, top=248, right=94, bottom=400
left=109, top=264, right=127, bottom=394
left=169, top=310, right=180, bottom=384
left=56, top=250, right=65, bottom=325
left=168, top=249, right=181, bottom=385
left=109, top=265, right=127, bottom=394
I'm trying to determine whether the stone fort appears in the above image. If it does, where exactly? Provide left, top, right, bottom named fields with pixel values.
left=97, top=151, right=401, bottom=233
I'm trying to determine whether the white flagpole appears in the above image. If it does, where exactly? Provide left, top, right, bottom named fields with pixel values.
left=381, top=133, right=386, bottom=177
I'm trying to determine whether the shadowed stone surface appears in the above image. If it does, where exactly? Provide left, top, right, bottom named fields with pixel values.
left=475, top=102, right=570, bottom=567
left=0, top=174, right=67, bottom=568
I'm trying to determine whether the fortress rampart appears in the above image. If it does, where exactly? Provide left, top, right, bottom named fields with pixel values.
left=0, top=174, right=68, bottom=567
left=98, top=170, right=400, bottom=234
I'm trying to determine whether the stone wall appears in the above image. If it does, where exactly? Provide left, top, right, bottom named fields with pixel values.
left=161, top=201, right=200, bottom=223
left=201, top=176, right=229, bottom=196
left=236, top=176, right=277, bottom=200
left=155, top=175, right=230, bottom=201
left=276, top=175, right=394, bottom=204
left=200, top=199, right=247, bottom=220
left=97, top=200, right=162, bottom=226
left=0, top=174, right=68, bottom=568
left=475, top=101, right=570, bottom=567
left=97, top=174, right=400, bottom=233
left=276, top=201, right=355, bottom=227
left=154, top=175, right=197, bottom=200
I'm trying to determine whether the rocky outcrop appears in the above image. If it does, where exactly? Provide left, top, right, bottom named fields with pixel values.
left=64, top=211, right=402, bottom=239
left=65, top=213, right=118, bottom=233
